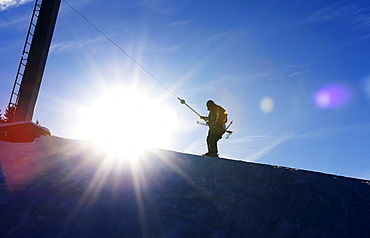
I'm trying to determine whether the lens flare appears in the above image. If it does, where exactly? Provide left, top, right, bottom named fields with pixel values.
left=314, top=84, right=352, bottom=109
left=260, top=96, right=274, bottom=114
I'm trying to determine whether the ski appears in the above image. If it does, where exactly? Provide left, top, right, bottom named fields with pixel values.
left=196, top=121, right=207, bottom=126
left=196, top=120, right=233, bottom=139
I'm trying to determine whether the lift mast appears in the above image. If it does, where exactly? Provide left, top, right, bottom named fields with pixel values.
left=11, top=0, right=61, bottom=122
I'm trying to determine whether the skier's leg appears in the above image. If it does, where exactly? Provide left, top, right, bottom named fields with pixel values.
left=208, top=129, right=219, bottom=156
left=206, top=130, right=212, bottom=154
left=211, top=129, right=225, bottom=156
left=203, top=130, right=213, bottom=156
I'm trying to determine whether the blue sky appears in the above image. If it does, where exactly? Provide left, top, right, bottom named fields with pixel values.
left=1, top=0, right=370, bottom=180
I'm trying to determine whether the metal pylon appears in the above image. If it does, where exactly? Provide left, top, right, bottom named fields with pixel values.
left=8, top=0, right=42, bottom=109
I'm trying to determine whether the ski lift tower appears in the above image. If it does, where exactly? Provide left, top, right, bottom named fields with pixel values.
left=0, top=0, right=61, bottom=142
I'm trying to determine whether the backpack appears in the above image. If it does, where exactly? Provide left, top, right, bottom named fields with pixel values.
left=217, top=105, right=228, bottom=124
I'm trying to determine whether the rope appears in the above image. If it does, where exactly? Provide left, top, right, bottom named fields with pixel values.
left=62, top=0, right=203, bottom=118
left=63, top=0, right=177, bottom=98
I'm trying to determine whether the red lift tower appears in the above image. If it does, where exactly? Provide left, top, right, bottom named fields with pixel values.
left=0, top=0, right=61, bottom=142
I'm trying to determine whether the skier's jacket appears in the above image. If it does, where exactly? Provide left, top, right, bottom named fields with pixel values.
left=207, top=104, right=228, bottom=130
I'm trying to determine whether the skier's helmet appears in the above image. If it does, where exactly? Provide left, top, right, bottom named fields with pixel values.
left=206, top=100, right=215, bottom=107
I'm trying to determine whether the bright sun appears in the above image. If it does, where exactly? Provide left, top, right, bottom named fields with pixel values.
left=73, top=87, right=178, bottom=158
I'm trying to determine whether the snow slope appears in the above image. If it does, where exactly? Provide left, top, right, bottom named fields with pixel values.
left=1, top=136, right=370, bottom=237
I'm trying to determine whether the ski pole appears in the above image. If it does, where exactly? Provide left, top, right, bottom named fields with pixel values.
left=224, top=120, right=233, bottom=139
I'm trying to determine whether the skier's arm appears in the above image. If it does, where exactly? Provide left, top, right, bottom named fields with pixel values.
left=206, top=110, right=218, bottom=128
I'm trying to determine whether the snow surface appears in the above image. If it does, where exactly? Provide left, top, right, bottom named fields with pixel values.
left=1, top=135, right=370, bottom=237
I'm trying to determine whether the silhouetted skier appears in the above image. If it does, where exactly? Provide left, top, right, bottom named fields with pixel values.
left=200, top=100, right=227, bottom=157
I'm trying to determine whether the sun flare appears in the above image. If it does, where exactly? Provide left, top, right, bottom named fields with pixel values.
left=74, top=88, right=177, bottom=158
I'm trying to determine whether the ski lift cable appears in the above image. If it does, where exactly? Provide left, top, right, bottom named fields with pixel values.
left=62, top=0, right=203, bottom=119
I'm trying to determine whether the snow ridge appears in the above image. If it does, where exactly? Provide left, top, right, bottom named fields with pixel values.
left=1, top=136, right=369, bottom=237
